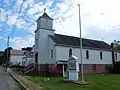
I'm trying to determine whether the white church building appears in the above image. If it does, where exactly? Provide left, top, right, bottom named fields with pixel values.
left=25, top=11, right=120, bottom=76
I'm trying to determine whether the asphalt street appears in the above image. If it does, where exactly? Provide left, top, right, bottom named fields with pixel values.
left=0, top=66, right=17, bottom=90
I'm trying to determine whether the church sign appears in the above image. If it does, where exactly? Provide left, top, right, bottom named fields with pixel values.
left=68, top=55, right=79, bottom=81
left=68, top=56, right=77, bottom=70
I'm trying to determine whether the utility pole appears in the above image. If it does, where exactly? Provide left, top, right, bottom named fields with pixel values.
left=6, top=36, right=9, bottom=70
left=77, top=4, right=84, bottom=82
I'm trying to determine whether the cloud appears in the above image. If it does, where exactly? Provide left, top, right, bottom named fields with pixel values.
left=0, top=36, right=7, bottom=40
left=16, top=18, right=27, bottom=29
left=74, top=0, right=120, bottom=27
left=6, top=14, right=18, bottom=27
left=84, top=25, right=120, bottom=43
left=52, top=0, right=120, bottom=42
left=3, top=0, right=120, bottom=33
left=10, top=35, right=34, bottom=49
left=12, top=0, right=24, bottom=11
left=1, top=0, right=120, bottom=50
left=0, top=8, right=8, bottom=22
left=3, top=0, right=11, bottom=4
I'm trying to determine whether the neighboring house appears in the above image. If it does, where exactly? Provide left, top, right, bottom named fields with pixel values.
left=0, top=51, right=4, bottom=64
left=23, top=52, right=34, bottom=67
left=25, top=11, right=120, bottom=76
left=9, top=49, right=33, bottom=67
left=24, top=46, right=35, bottom=74
left=23, top=46, right=34, bottom=67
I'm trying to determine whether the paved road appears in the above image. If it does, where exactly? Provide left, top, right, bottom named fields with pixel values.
left=0, top=66, right=17, bottom=90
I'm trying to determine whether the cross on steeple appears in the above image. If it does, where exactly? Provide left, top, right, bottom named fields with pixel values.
left=44, top=8, right=46, bottom=13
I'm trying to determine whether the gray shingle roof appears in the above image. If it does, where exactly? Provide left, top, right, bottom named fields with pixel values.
left=41, top=13, right=53, bottom=20
left=37, top=13, right=53, bottom=21
left=49, top=34, right=111, bottom=50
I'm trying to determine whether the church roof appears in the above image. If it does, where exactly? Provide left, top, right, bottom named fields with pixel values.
left=49, top=34, right=111, bottom=50
left=41, top=13, right=53, bottom=20
left=37, top=13, right=53, bottom=21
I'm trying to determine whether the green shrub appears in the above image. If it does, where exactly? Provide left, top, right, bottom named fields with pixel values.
left=113, top=61, right=120, bottom=73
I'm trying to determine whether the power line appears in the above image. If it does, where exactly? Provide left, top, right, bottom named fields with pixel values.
left=5, top=0, right=27, bottom=58
left=0, top=0, right=27, bottom=52
left=14, top=1, right=26, bottom=26
left=10, top=0, right=26, bottom=38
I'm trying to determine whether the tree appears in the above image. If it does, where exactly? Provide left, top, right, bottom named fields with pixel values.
left=4, top=47, right=12, bottom=66
left=113, top=61, right=120, bottom=73
left=0, top=51, right=4, bottom=65
left=22, top=47, right=32, bottom=51
left=112, top=40, right=120, bottom=73
left=113, top=40, right=120, bottom=50
left=116, top=45, right=120, bottom=50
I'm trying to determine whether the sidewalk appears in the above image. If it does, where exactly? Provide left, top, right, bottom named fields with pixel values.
left=7, top=68, right=41, bottom=90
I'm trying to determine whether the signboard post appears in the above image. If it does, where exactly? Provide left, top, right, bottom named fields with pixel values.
left=68, top=56, right=79, bottom=81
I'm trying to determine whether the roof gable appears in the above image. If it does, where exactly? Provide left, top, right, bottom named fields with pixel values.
left=41, top=13, right=53, bottom=20
left=37, top=13, right=53, bottom=21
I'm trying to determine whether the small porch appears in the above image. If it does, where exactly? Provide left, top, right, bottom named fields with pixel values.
left=57, top=60, right=68, bottom=77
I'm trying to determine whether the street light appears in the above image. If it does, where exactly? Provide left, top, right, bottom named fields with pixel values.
left=77, top=4, right=84, bottom=82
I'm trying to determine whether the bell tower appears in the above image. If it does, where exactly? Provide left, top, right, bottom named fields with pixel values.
left=35, top=8, right=54, bottom=64
left=36, top=8, right=53, bottom=30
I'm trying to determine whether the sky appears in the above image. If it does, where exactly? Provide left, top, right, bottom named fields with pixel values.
left=0, top=0, right=120, bottom=51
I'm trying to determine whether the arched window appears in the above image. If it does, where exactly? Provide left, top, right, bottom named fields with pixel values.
left=69, top=48, right=72, bottom=57
left=35, top=52, right=38, bottom=63
left=86, top=50, right=89, bottom=59
left=51, top=49, right=53, bottom=59
left=115, top=53, right=117, bottom=60
left=100, top=52, right=103, bottom=60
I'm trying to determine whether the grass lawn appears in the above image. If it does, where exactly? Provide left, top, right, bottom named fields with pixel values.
left=10, top=67, right=24, bottom=71
left=26, top=74, right=120, bottom=90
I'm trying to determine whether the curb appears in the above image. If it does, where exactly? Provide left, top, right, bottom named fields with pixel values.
left=7, top=69, right=29, bottom=90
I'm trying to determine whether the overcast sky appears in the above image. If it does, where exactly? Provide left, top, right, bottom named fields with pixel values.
left=0, top=0, right=120, bottom=51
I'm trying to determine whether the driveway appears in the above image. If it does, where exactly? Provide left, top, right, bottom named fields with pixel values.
left=0, top=66, right=17, bottom=90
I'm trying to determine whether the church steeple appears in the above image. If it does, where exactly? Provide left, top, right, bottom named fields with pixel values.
left=37, top=8, right=53, bottom=21
left=36, top=8, right=53, bottom=30
left=41, top=12, right=53, bottom=20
